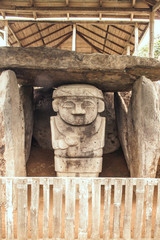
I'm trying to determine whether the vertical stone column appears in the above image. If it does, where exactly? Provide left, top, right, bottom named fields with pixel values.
left=50, top=84, right=106, bottom=177
left=0, top=70, right=26, bottom=176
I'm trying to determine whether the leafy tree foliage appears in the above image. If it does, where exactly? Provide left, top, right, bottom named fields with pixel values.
left=138, top=35, right=160, bottom=59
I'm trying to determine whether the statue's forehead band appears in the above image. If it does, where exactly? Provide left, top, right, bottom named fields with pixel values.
left=53, top=84, right=104, bottom=100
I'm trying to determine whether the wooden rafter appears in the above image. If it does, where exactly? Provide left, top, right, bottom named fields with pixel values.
left=45, top=31, right=72, bottom=46
left=153, top=1, right=160, bottom=12
left=103, top=25, right=109, bottom=51
left=110, top=25, right=132, bottom=36
left=16, top=23, right=55, bottom=42
left=77, top=31, right=106, bottom=54
left=77, top=25, right=124, bottom=49
left=8, top=23, right=21, bottom=46
left=54, top=32, right=72, bottom=48
left=92, top=25, right=134, bottom=45
left=14, top=23, right=35, bottom=34
left=36, top=23, right=45, bottom=46
left=122, top=27, right=135, bottom=55
left=77, top=30, right=121, bottom=55
left=23, top=25, right=70, bottom=47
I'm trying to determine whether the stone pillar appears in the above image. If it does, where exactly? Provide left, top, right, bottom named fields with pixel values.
left=19, top=86, right=33, bottom=163
left=50, top=84, right=106, bottom=177
left=0, top=70, right=26, bottom=176
left=115, top=76, right=160, bottom=178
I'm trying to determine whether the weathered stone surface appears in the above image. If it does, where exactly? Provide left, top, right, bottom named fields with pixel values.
left=114, top=92, right=129, bottom=170
left=33, top=88, right=54, bottom=149
left=19, top=86, right=33, bottom=163
left=0, top=47, right=160, bottom=91
left=50, top=84, right=105, bottom=177
left=103, top=92, right=120, bottom=154
left=0, top=70, right=26, bottom=177
left=127, top=76, right=160, bottom=177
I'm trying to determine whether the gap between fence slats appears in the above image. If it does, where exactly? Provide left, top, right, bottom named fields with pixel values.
left=43, top=178, right=50, bottom=240
left=145, top=183, right=154, bottom=239
left=103, top=179, right=111, bottom=240
left=123, top=178, right=133, bottom=240
left=79, top=180, right=88, bottom=240
left=154, top=181, right=160, bottom=240
left=0, top=179, right=2, bottom=240
left=31, top=178, right=40, bottom=240
left=17, top=179, right=28, bottom=240
left=65, top=178, right=75, bottom=240
left=91, top=179, right=101, bottom=240
left=53, top=178, right=63, bottom=239
left=113, top=179, right=123, bottom=239
left=134, top=179, right=145, bottom=240
left=5, top=179, right=14, bottom=240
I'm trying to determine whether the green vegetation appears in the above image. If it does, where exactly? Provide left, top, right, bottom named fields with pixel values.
left=138, top=35, right=160, bottom=59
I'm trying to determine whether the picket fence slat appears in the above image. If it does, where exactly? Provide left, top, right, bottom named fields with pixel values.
left=79, top=180, right=88, bottom=240
left=5, top=179, right=14, bottom=240
left=103, top=179, right=111, bottom=240
left=43, top=178, right=50, bottom=240
left=65, top=178, right=75, bottom=240
left=145, top=183, right=154, bottom=239
left=31, top=179, right=39, bottom=240
left=17, top=179, right=28, bottom=240
left=53, top=178, right=63, bottom=239
left=123, top=179, right=133, bottom=240
left=154, top=182, right=160, bottom=240
left=91, top=179, right=101, bottom=240
left=113, top=179, right=123, bottom=239
left=134, top=179, right=145, bottom=240
left=0, top=179, right=2, bottom=240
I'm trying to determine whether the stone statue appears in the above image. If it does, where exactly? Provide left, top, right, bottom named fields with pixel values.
left=50, top=84, right=106, bottom=177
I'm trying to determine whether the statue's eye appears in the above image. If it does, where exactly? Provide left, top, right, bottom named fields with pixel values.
left=81, top=101, right=95, bottom=108
left=62, top=101, right=75, bottom=108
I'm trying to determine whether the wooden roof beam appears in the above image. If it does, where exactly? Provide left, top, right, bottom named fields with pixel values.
left=152, top=1, right=160, bottom=12
left=103, top=25, right=109, bottom=51
left=78, top=25, right=124, bottom=49
left=1, top=11, right=5, bottom=19
left=17, top=23, right=55, bottom=42
left=23, top=25, right=70, bottom=47
left=0, top=6, right=151, bottom=15
left=45, top=31, right=72, bottom=46
left=66, top=0, right=69, bottom=7
left=8, top=23, right=21, bottom=46
left=29, top=0, right=34, bottom=7
left=54, top=32, right=72, bottom=48
left=77, top=30, right=121, bottom=55
left=92, top=25, right=134, bottom=45
left=14, top=23, right=35, bottom=34
left=77, top=31, right=105, bottom=54
left=132, top=0, right=136, bottom=7
left=36, top=23, right=45, bottom=46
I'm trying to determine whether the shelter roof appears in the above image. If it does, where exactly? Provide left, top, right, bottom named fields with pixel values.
left=0, top=0, right=160, bottom=55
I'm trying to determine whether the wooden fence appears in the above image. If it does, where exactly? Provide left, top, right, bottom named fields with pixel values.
left=0, top=177, right=160, bottom=240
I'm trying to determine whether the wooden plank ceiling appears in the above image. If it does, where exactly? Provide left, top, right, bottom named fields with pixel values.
left=0, top=0, right=160, bottom=55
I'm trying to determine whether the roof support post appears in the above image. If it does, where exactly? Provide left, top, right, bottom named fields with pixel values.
left=149, top=11, right=154, bottom=58
left=72, top=24, right=76, bottom=51
left=4, top=21, right=9, bottom=46
left=127, top=45, right=130, bottom=56
left=134, top=23, right=138, bottom=56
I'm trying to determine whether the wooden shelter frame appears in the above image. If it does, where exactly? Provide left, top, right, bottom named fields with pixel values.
left=0, top=0, right=160, bottom=56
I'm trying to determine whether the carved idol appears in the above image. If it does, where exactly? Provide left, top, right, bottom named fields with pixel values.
left=50, top=84, right=106, bottom=177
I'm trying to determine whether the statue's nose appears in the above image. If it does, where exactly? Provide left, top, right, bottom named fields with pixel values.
left=72, top=103, right=86, bottom=115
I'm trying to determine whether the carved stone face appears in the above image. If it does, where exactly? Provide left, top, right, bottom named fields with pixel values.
left=58, top=96, right=98, bottom=125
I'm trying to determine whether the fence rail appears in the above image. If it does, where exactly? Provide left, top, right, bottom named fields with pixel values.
left=0, top=177, right=160, bottom=240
